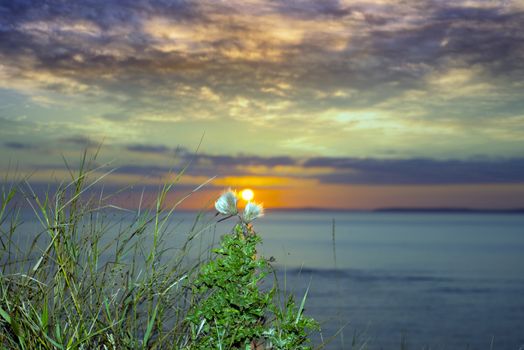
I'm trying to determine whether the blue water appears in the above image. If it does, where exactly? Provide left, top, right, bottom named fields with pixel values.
left=250, top=212, right=524, bottom=349
left=7, top=210, right=524, bottom=349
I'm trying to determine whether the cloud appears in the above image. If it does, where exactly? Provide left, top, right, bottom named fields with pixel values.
left=3, top=141, right=36, bottom=150
left=304, top=157, right=524, bottom=185
left=126, top=144, right=170, bottom=154
left=2, top=1, right=521, bottom=100
left=122, top=142, right=297, bottom=166
left=0, top=0, right=523, bottom=159
left=66, top=148, right=524, bottom=186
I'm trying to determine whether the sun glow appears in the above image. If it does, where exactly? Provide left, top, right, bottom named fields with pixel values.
left=241, top=188, right=254, bottom=201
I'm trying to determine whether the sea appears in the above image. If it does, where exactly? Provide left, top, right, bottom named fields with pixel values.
left=7, top=210, right=524, bottom=349
left=251, top=211, right=524, bottom=350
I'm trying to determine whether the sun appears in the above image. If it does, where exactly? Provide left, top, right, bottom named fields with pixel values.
left=241, top=188, right=254, bottom=201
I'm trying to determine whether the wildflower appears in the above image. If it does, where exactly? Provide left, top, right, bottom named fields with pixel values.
left=215, top=189, right=238, bottom=215
left=243, top=201, right=264, bottom=223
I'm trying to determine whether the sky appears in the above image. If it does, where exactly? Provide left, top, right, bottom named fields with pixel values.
left=1, top=0, right=524, bottom=210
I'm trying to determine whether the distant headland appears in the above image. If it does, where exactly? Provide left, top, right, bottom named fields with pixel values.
left=268, top=207, right=524, bottom=214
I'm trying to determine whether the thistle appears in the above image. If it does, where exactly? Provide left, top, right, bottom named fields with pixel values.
left=214, top=188, right=238, bottom=215
left=215, top=188, right=263, bottom=226
left=243, top=201, right=264, bottom=223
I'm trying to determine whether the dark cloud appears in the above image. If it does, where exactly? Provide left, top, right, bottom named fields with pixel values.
left=435, top=7, right=524, bottom=71
left=304, top=157, right=524, bottom=185
left=273, top=0, right=352, bottom=19
left=101, top=112, right=132, bottom=121
left=122, top=142, right=297, bottom=167
left=3, top=141, right=36, bottom=150
left=360, top=5, right=524, bottom=75
left=1, top=0, right=522, bottom=111
left=126, top=144, right=170, bottom=154
left=63, top=147, right=524, bottom=186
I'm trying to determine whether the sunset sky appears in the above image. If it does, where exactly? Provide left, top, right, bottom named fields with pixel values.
left=1, top=0, right=524, bottom=210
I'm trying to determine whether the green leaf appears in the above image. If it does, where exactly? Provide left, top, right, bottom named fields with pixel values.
left=43, top=333, right=64, bottom=350
left=41, top=301, right=48, bottom=331
left=55, top=323, right=62, bottom=344
left=0, top=306, right=11, bottom=324
left=296, top=279, right=312, bottom=325
left=142, top=303, right=159, bottom=348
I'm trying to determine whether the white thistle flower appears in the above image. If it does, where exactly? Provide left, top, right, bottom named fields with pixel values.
left=243, top=201, right=264, bottom=223
left=215, top=189, right=238, bottom=215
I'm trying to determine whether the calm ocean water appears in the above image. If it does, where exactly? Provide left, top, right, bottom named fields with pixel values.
left=252, top=211, right=524, bottom=350
left=9, top=210, right=524, bottom=349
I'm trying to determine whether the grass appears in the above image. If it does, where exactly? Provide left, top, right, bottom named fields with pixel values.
left=0, top=151, right=319, bottom=349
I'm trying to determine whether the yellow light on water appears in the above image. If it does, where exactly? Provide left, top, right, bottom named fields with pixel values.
left=241, top=188, right=254, bottom=201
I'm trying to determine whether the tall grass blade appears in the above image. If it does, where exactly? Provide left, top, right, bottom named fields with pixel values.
left=143, top=303, right=159, bottom=348
left=296, top=278, right=312, bottom=325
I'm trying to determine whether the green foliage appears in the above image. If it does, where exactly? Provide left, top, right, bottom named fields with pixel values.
left=0, top=151, right=319, bottom=349
left=185, top=224, right=271, bottom=349
left=264, top=288, right=319, bottom=350
left=186, top=223, right=318, bottom=350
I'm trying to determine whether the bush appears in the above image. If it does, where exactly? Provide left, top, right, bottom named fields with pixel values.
left=186, top=190, right=318, bottom=350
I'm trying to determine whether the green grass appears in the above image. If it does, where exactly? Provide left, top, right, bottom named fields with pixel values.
left=0, top=152, right=319, bottom=349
